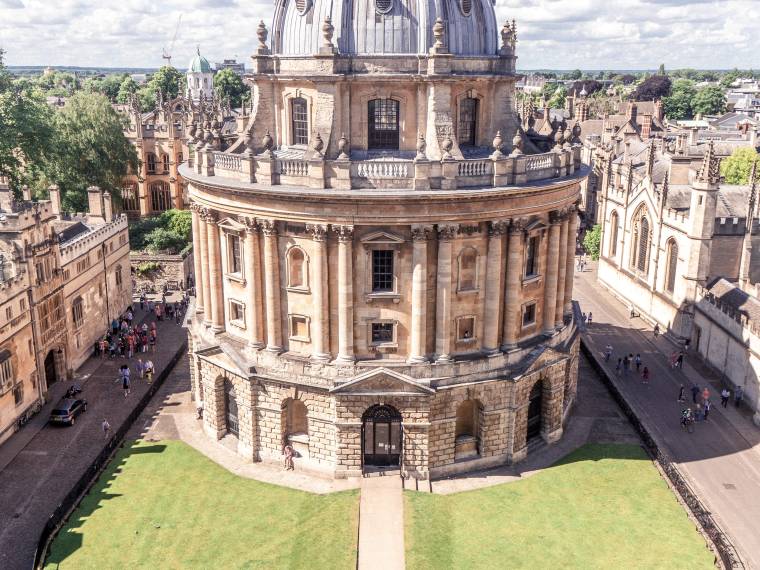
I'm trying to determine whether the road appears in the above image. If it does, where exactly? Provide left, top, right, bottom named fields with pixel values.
left=575, top=261, right=760, bottom=568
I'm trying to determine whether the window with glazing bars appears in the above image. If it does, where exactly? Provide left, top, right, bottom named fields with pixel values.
left=458, top=98, right=478, bottom=146
left=525, top=236, right=539, bottom=277
left=372, top=250, right=394, bottom=292
left=368, top=99, right=399, bottom=150
left=371, top=323, right=394, bottom=344
left=228, top=235, right=241, bottom=273
left=291, top=98, right=309, bottom=145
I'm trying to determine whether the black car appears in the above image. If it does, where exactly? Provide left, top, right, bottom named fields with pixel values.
left=49, top=398, right=87, bottom=426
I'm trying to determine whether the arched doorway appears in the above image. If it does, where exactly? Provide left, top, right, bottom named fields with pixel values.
left=362, top=404, right=402, bottom=468
left=224, top=379, right=239, bottom=436
left=454, top=399, right=482, bottom=460
left=44, top=350, right=58, bottom=387
left=527, top=382, right=543, bottom=441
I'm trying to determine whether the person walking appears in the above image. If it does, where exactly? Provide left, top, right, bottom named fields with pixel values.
left=720, top=388, right=730, bottom=408
left=641, top=366, right=650, bottom=384
left=136, top=358, right=144, bottom=380
left=702, top=387, right=710, bottom=403
left=604, top=344, right=613, bottom=362
left=653, top=323, right=660, bottom=338
left=678, top=384, right=685, bottom=402
left=587, top=312, right=593, bottom=325
left=102, top=418, right=111, bottom=439
left=634, top=353, right=642, bottom=373
left=145, top=359, right=154, bottom=383
left=669, top=352, right=678, bottom=369
left=704, top=399, right=711, bottom=421
left=615, top=358, right=622, bottom=376
left=736, top=386, right=744, bottom=408
left=691, top=384, right=700, bottom=404
left=676, top=351, right=684, bottom=369
left=122, top=373, right=131, bottom=398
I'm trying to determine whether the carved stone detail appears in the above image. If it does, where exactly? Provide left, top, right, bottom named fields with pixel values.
left=332, top=224, right=354, bottom=242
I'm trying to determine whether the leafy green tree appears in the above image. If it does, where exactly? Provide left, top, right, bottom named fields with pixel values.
left=720, top=148, right=758, bottom=185
left=692, top=85, right=726, bottom=116
left=143, top=228, right=187, bottom=254
left=568, top=69, right=583, bottom=80
left=214, top=68, right=248, bottom=107
left=116, top=76, right=138, bottom=104
left=147, top=66, right=183, bottom=100
left=663, top=79, right=696, bottom=120
left=136, top=86, right=158, bottom=112
left=719, top=69, right=741, bottom=88
left=548, top=84, right=567, bottom=109
left=583, top=225, right=602, bottom=261
left=160, top=209, right=192, bottom=242
left=45, top=92, right=137, bottom=211
left=658, top=63, right=666, bottom=76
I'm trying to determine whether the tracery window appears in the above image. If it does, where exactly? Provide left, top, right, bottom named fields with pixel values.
left=458, top=97, right=478, bottom=147
left=72, top=297, right=84, bottom=329
left=609, top=211, right=619, bottom=256
left=150, top=182, right=171, bottom=212
left=291, top=98, right=309, bottom=146
left=122, top=183, right=139, bottom=212
left=665, top=239, right=678, bottom=294
left=162, top=154, right=170, bottom=174
left=146, top=153, right=157, bottom=174
left=368, top=99, right=399, bottom=150
left=631, top=210, right=650, bottom=273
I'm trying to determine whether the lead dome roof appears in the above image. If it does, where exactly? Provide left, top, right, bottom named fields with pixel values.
left=272, top=0, right=498, bottom=56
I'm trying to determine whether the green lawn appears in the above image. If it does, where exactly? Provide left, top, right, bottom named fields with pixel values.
left=405, top=444, right=714, bottom=569
left=44, top=440, right=359, bottom=570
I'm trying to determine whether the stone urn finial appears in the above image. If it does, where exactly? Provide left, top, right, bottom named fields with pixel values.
left=322, top=16, right=334, bottom=48
left=337, top=133, right=349, bottom=159
left=416, top=133, right=427, bottom=159
left=441, top=132, right=453, bottom=160
left=262, top=130, right=273, bottom=154
left=511, top=130, right=524, bottom=156
left=313, top=132, right=324, bottom=156
left=257, top=21, right=268, bottom=50
left=433, top=18, right=445, bottom=50
left=492, top=131, right=504, bottom=156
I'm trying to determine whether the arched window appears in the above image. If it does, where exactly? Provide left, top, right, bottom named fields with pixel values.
left=368, top=99, right=399, bottom=150
left=162, top=154, right=170, bottom=174
left=458, top=97, right=478, bottom=147
left=72, top=296, right=84, bottom=329
left=122, top=183, right=139, bottom=213
left=194, top=78, right=200, bottom=88
left=609, top=211, right=619, bottom=256
left=146, top=153, right=157, bottom=174
left=203, top=78, right=208, bottom=87
left=150, top=182, right=171, bottom=212
left=291, top=97, right=309, bottom=146
left=631, top=208, right=650, bottom=274
left=287, top=247, right=306, bottom=289
left=115, top=265, right=123, bottom=289
left=458, top=247, right=478, bottom=291
left=665, top=239, right=678, bottom=294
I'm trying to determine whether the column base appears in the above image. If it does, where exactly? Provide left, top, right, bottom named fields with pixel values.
left=211, top=325, right=225, bottom=334
left=333, top=355, right=355, bottom=365
left=266, top=344, right=282, bottom=353
left=247, top=341, right=265, bottom=350
left=407, top=355, right=428, bottom=364
left=543, top=328, right=558, bottom=338
left=310, top=352, right=331, bottom=363
left=435, top=355, right=453, bottom=364
left=500, top=343, right=518, bottom=352
left=481, top=347, right=502, bottom=358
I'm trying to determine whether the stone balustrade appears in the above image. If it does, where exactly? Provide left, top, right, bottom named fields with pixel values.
left=351, top=160, right=413, bottom=180
left=213, top=151, right=242, bottom=173
left=277, top=159, right=309, bottom=177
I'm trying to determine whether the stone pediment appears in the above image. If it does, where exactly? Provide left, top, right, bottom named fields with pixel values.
left=513, top=345, right=563, bottom=379
left=330, top=367, right=434, bottom=396
left=217, top=217, right=246, bottom=233
left=360, top=231, right=405, bottom=245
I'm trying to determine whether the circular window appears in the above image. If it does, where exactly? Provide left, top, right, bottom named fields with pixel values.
left=459, top=0, right=472, bottom=16
left=375, top=0, right=393, bottom=14
left=295, top=0, right=311, bottom=15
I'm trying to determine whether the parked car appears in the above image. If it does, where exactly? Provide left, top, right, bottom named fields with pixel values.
left=49, top=398, right=87, bottom=426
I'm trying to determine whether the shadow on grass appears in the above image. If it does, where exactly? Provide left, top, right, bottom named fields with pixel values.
left=44, top=442, right=167, bottom=568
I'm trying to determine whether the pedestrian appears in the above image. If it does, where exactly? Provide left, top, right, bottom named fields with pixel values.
left=678, top=383, right=685, bottom=402
left=669, top=351, right=678, bottom=368
left=145, top=359, right=154, bottom=383
left=622, top=355, right=630, bottom=375
left=123, top=373, right=131, bottom=398
left=704, top=399, right=711, bottom=421
left=111, top=318, right=118, bottom=335
left=691, top=384, right=700, bottom=404
left=676, top=351, right=684, bottom=369
left=702, top=387, right=710, bottom=403
left=136, top=358, right=144, bottom=379
left=150, top=334, right=156, bottom=353
left=653, top=323, right=660, bottom=338
left=736, top=386, right=744, bottom=408
left=615, top=358, right=622, bottom=376
left=196, top=403, right=204, bottom=420
left=695, top=403, right=704, bottom=421
left=720, top=388, right=730, bottom=408
left=581, top=312, right=587, bottom=324
left=604, top=344, right=613, bottom=362
left=283, top=443, right=295, bottom=471
left=102, top=418, right=111, bottom=439
left=641, top=366, right=650, bottom=384
left=634, top=353, right=642, bottom=372
left=139, top=294, right=146, bottom=310
left=587, top=312, right=593, bottom=325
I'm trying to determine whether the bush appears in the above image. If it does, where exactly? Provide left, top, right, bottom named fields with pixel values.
left=129, top=209, right=192, bottom=254
left=583, top=225, right=602, bottom=261
left=143, top=228, right=187, bottom=254
left=135, top=261, right=161, bottom=276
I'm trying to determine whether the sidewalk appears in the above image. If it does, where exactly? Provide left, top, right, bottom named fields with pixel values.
left=575, top=260, right=760, bottom=567
left=0, top=297, right=188, bottom=570
left=358, top=475, right=405, bottom=570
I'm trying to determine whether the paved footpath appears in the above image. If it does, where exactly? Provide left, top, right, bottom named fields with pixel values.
left=0, top=299, right=188, bottom=570
left=575, top=260, right=760, bottom=568
left=358, top=475, right=405, bottom=570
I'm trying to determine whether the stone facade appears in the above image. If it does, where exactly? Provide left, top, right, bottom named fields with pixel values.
left=130, top=250, right=195, bottom=292
left=184, top=0, right=584, bottom=479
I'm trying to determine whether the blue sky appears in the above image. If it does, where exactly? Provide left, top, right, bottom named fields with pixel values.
left=0, top=0, right=756, bottom=70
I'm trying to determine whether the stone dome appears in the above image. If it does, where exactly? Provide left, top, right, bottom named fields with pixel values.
left=271, top=0, right=498, bottom=56
left=188, top=48, right=212, bottom=73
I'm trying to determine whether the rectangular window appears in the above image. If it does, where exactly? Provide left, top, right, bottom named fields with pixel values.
left=5, top=307, right=11, bottom=320
left=230, top=301, right=245, bottom=324
left=228, top=235, right=242, bottom=274
left=72, top=299, right=84, bottom=328
left=13, top=382, right=23, bottom=406
left=28, top=339, right=33, bottom=356
left=525, top=236, right=539, bottom=277
left=19, top=298, right=26, bottom=312
left=457, top=317, right=475, bottom=341
left=0, top=356, right=13, bottom=393
left=522, top=302, right=537, bottom=327
left=371, top=250, right=394, bottom=292
left=35, top=263, right=44, bottom=283
left=371, top=322, right=394, bottom=344
left=291, top=98, right=309, bottom=146
left=290, top=315, right=309, bottom=340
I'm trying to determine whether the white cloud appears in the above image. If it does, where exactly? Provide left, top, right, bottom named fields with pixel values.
left=0, top=0, right=756, bottom=69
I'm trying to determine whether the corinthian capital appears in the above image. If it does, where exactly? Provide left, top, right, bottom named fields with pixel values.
left=241, top=216, right=259, bottom=234
left=488, top=220, right=509, bottom=237
left=260, top=219, right=278, bottom=236
left=411, top=224, right=433, bottom=242
left=332, top=224, right=354, bottom=242
left=306, top=223, right=328, bottom=242
left=437, top=224, right=458, bottom=241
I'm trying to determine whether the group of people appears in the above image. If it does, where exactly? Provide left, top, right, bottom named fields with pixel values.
left=139, top=293, right=189, bottom=325
left=94, top=315, right=159, bottom=359
left=605, top=346, right=651, bottom=383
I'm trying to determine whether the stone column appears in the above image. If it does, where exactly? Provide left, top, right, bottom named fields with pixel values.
left=335, top=225, right=355, bottom=363
left=261, top=220, right=282, bottom=352
left=243, top=219, right=264, bottom=348
left=554, top=213, right=569, bottom=328
left=501, top=221, right=524, bottom=350
left=435, top=224, right=457, bottom=363
left=564, top=208, right=579, bottom=315
left=482, top=221, right=507, bottom=355
left=206, top=213, right=225, bottom=332
left=309, top=224, right=330, bottom=361
left=190, top=205, right=204, bottom=314
left=409, top=225, right=431, bottom=363
left=542, top=212, right=562, bottom=334
left=198, top=210, right=212, bottom=326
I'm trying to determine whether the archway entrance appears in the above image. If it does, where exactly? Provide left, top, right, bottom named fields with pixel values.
left=527, top=382, right=543, bottom=441
left=224, top=380, right=239, bottom=436
left=44, top=350, right=58, bottom=387
left=362, top=404, right=402, bottom=468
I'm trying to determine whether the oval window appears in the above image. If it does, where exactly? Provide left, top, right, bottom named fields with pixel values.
left=295, top=0, right=311, bottom=15
left=376, top=0, right=393, bottom=14
left=459, top=0, right=472, bottom=16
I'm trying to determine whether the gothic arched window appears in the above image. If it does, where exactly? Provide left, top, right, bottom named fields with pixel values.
left=665, top=239, right=678, bottom=294
left=368, top=99, right=399, bottom=150
left=291, top=97, right=309, bottom=146
left=150, top=182, right=171, bottom=213
left=609, top=211, right=619, bottom=256
left=458, top=97, right=478, bottom=147
left=631, top=210, right=650, bottom=273
left=162, top=154, right=170, bottom=174
left=146, top=153, right=156, bottom=174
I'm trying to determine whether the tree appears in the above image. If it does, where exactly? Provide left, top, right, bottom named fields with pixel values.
left=548, top=84, right=567, bottom=109
left=570, top=80, right=603, bottom=97
left=632, top=75, right=671, bottom=101
left=692, top=85, right=726, bottom=116
left=160, top=209, right=192, bottom=242
left=719, top=69, right=741, bottom=88
left=583, top=225, right=602, bottom=261
left=116, top=76, right=138, bottom=104
left=658, top=63, right=666, bottom=76
left=568, top=69, right=583, bottom=80
left=663, top=79, right=696, bottom=120
left=214, top=68, right=248, bottom=108
left=720, top=148, right=758, bottom=185
left=147, top=66, right=183, bottom=101
left=44, top=92, right=137, bottom=211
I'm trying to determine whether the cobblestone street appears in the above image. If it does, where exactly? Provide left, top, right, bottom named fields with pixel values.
left=0, top=300, right=188, bottom=570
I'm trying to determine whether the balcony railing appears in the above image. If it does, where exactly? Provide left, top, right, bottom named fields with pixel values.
left=351, top=161, right=412, bottom=179
left=213, top=152, right=242, bottom=173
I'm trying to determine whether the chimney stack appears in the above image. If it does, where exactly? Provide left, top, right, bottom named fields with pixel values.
left=48, top=185, right=62, bottom=217
left=626, top=102, right=638, bottom=125
left=21, top=185, right=32, bottom=201
left=688, top=127, right=699, bottom=146
left=0, top=177, right=13, bottom=213
left=641, top=114, right=652, bottom=139
left=87, top=186, right=104, bottom=219
left=103, top=192, right=113, bottom=222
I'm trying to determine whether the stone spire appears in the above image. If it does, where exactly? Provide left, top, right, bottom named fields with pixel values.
left=746, top=159, right=758, bottom=234
left=645, top=140, right=656, bottom=178
left=697, top=141, right=720, bottom=185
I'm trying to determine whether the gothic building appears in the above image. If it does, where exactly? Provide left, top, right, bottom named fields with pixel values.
left=184, top=0, right=585, bottom=479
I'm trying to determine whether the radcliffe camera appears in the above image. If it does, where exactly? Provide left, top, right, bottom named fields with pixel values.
left=0, top=1, right=758, bottom=568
